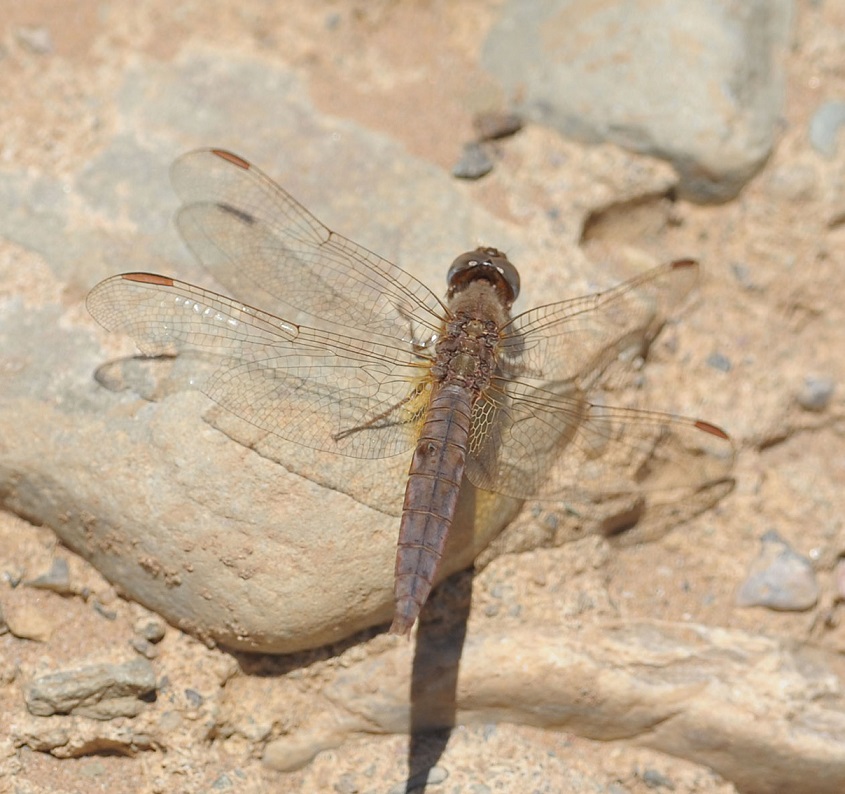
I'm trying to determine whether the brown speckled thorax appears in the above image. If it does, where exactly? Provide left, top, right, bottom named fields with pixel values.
left=431, top=292, right=505, bottom=394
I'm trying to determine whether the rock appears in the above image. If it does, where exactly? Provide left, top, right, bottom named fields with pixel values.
left=130, top=638, right=158, bottom=659
left=184, top=688, right=204, bottom=709
left=736, top=530, right=820, bottom=611
left=15, top=26, right=53, bottom=55
left=14, top=719, right=157, bottom=758
left=642, top=768, right=675, bottom=789
left=4, top=603, right=54, bottom=642
left=0, top=54, right=527, bottom=655
left=92, top=601, right=118, bottom=621
left=809, top=100, right=845, bottom=158
left=134, top=616, right=167, bottom=644
left=16, top=726, right=71, bottom=753
left=452, top=141, right=494, bottom=179
left=796, top=375, right=835, bottom=412
left=0, top=40, right=734, bottom=655
left=706, top=352, right=732, bottom=373
left=25, top=658, right=157, bottom=720
left=257, top=622, right=845, bottom=794
left=26, top=557, right=72, bottom=595
left=482, top=0, right=793, bottom=201
left=472, top=111, right=523, bottom=142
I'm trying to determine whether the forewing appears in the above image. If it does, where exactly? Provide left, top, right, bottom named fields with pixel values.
left=170, top=149, right=445, bottom=342
left=500, top=259, right=699, bottom=386
left=86, top=273, right=424, bottom=461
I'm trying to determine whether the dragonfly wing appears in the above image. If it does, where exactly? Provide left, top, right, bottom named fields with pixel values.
left=465, top=378, right=735, bottom=524
left=170, top=149, right=445, bottom=343
left=501, top=259, right=699, bottom=386
left=465, top=380, right=588, bottom=498
left=86, top=273, right=424, bottom=461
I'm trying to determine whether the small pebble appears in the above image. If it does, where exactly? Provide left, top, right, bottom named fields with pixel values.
left=473, top=111, right=523, bottom=141
left=797, top=375, right=835, bottom=412
left=135, top=616, right=167, bottom=643
left=4, top=603, right=54, bottom=642
left=334, top=772, right=359, bottom=794
left=4, top=570, right=23, bottom=588
left=211, top=774, right=233, bottom=790
left=93, top=600, right=118, bottom=620
left=706, top=352, right=732, bottom=372
left=26, top=558, right=72, bottom=595
left=452, top=142, right=494, bottom=179
left=731, top=262, right=756, bottom=289
left=809, top=100, right=845, bottom=158
left=15, top=26, right=53, bottom=55
left=736, top=530, right=819, bottom=611
left=131, top=637, right=159, bottom=659
left=643, top=768, right=675, bottom=789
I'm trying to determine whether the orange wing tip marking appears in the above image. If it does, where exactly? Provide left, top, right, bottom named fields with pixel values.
left=694, top=420, right=730, bottom=440
left=670, top=258, right=699, bottom=270
left=122, top=273, right=175, bottom=286
left=211, top=149, right=251, bottom=170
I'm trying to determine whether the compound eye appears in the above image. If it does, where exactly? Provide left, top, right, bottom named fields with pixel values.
left=446, top=251, right=479, bottom=284
left=447, top=248, right=520, bottom=304
left=490, top=251, right=520, bottom=301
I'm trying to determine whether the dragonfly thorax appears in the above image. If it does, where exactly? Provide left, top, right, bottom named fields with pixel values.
left=430, top=293, right=504, bottom=395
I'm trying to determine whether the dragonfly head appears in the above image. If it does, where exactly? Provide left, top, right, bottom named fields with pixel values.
left=446, top=247, right=520, bottom=307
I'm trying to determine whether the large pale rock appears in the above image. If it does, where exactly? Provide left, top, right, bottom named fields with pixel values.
left=483, top=0, right=793, bottom=201
left=256, top=621, right=845, bottom=794
left=0, top=52, right=691, bottom=653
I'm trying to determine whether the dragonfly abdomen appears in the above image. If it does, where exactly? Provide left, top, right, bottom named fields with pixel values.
left=390, top=384, right=473, bottom=636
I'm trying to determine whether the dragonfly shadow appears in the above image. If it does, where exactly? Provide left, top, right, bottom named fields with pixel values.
left=401, top=484, right=476, bottom=793
left=403, top=576, right=471, bottom=792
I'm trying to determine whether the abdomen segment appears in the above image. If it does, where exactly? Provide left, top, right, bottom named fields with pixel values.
left=391, top=384, right=472, bottom=636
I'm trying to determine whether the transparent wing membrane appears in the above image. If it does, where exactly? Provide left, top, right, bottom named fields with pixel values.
left=88, top=149, right=733, bottom=527
left=500, top=259, right=699, bottom=385
left=465, top=379, right=733, bottom=506
left=170, top=149, right=445, bottom=343
left=87, top=273, right=424, bottom=460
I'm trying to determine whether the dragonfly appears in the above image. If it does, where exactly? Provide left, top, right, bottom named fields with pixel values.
left=87, top=148, right=734, bottom=637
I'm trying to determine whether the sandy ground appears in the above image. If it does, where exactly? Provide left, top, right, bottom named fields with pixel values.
left=1, top=1, right=844, bottom=793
